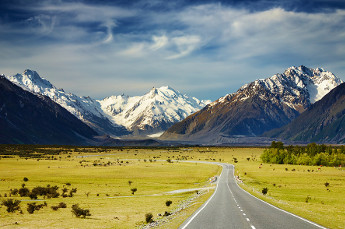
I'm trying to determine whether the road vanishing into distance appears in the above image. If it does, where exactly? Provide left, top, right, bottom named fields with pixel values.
left=179, top=162, right=326, bottom=229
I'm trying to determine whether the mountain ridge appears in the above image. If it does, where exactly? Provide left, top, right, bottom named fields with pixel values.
left=161, top=65, right=343, bottom=143
left=0, top=75, right=97, bottom=145
left=5, top=70, right=209, bottom=137
left=263, top=82, right=345, bottom=143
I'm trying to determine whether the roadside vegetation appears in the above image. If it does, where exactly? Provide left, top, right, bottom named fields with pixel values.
left=261, top=141, right=345, bottom=166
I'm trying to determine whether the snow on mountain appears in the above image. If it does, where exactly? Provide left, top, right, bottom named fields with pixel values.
left=6, top=70, right=128, bottom=136
left=6, top=70, right=210, bottom=137
left=214, top=65, right=343, bottom=112
left=99, top=86, right=211, bottom=134
left=162, top=65, right=343, bottom=142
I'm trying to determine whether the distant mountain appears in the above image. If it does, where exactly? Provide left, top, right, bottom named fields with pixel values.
left=99, top=86, right=210, bottom=135
left=161, top=66, right=343, bottom=143
left=6, top=69, right=128, bottom=136
left=6, top=70, right=209, bottom=137
left=264, top=83, right=345, bottom=143
left=0, top=75, right=97, bottom=144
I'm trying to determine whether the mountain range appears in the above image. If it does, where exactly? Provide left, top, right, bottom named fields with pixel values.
left=161, top=66, right=343, bottom=143
left=2, top=65, right=345, bottom=145
left=5, top=70, right=210, bottom=137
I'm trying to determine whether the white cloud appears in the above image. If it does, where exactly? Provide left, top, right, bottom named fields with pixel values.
left=166, top=35, right=201, bottom=59
left=1, top=1, right=345, bottom=101
left=150, top=35, right=168, bottom=50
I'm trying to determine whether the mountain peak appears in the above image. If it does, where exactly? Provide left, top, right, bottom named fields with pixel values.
left=22, top=69, right=54, bottom=89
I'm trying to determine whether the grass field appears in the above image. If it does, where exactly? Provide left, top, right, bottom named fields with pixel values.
left=1, top=146, right=344, bottom=228
left=0, top=148, right=220, bottom=228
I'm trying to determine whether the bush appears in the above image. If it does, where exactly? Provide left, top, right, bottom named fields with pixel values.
left=145, top=213, right=153, bottom=223
left=23, top=177, right=29, bottom=182
left=71, top=204, right=91, bottom=218
left=131, top=188, right=137, bottom=195
left=29, top=192, right=38, bottom=200
left=2, top=199, right=21, bottom=213
left=18, top=187, right=30, bottom=197
left=31, top=185, right=59, bottom=198
left=165, top=200, right=172, bottom=207
left=163, top=211, right=171, bottom=216
left=51, top=206, right=59, bottom=211
left=10, top=188, right=19, bottom=196
left=27, top=202, right=46, bottom=214
left=262, top=187, right=268, bottom=195
left=58, top=202, right=67, bottom=208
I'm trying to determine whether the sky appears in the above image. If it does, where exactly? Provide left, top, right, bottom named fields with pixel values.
left=0, top=0, right=345, bottom=101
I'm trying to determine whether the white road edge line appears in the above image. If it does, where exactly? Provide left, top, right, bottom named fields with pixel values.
left=230, top=164, right=327, bottom=229
left=179, top=163, right=224, bottom=229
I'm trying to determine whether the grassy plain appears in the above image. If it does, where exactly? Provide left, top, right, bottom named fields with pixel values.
left=0, top=148, right=221, bottom=228
left=0, top=147, right=344, bottom=228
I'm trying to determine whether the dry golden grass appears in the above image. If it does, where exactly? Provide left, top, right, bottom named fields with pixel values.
left=1, top=146, right=344, bottom=228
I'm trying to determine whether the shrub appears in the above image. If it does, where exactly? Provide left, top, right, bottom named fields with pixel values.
left=29, top=192, right=38, bottom=200
left=165, top=200, right=172, bottom=207
left=10, top=188, right=19, bottom=196
left=163, top=211, right=171, bottom=216
left=58, top=202, right=67, bottom=208
left=51, top=202, right=66, bottom=211
left=262, top=187, right=268, bottom=195
left=18, top=187, right=30, bottom=197
left=324, top=182, right=330, bottom=187
left=2, top=199, right=21, bottom=213
left=51, top=206, right=59, bottom=211
left=31, top=185, right=60, bottom=198
left=23, top=177, right=29, bottom=182
left=27, top=202, right=45, bottom=214
left=145, top=213, right=153, bottom=223
left=71, top=204, right=91, bottom=218
left=131, top=188, right=137, bottom=195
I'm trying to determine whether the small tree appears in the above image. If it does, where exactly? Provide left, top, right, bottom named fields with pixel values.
left=131, top=188, right=137, bottom=195
left=165, top=200, right=172, bottom=207
left=145, top=213, right=153, bottom=223
left=324, top=182, right=330, bottom=187
left=23, top=177, right=29, bottom=182
left=128, top=180, right=133, bottom=186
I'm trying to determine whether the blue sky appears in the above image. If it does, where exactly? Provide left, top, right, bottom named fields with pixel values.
left=0, top=0, right=345, bottom=101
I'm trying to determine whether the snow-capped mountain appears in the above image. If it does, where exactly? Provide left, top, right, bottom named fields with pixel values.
left=99, top=86, right=211, bottom=135
left=6, top=69, right=128, bottom=136
left=265, top=82, right=345, bottom=143
left=6, top=70, right=209, bottom=137
left=0, top=75, right=97, bottom=144
left=162, top=66, right=343, bottom=142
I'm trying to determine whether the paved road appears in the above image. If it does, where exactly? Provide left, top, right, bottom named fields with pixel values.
left=179, top=163, right=326, bottom=229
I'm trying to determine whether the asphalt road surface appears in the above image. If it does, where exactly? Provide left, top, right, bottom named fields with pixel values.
left=179, top=163, right=326, bottom=229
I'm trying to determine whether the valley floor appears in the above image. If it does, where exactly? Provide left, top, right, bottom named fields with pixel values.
left=0, top=146, right=344, bottom=228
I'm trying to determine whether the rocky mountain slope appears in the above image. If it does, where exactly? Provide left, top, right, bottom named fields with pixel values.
left=6, top=70, right=209, bottom=137
left=264, top=83, right=345, bottom=143
left=0, top=75, right=97, bottom=144
left=161, top=66, right=343, bottom=143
